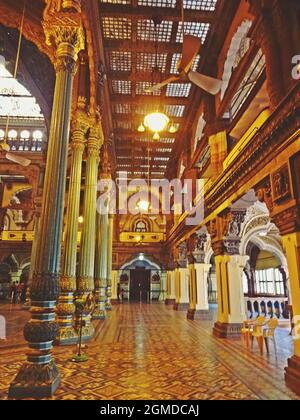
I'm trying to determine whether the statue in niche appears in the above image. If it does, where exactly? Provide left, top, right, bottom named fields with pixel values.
left=272, top=166, right=291, bottom=203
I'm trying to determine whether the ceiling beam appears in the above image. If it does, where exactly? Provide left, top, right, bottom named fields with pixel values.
left=116, top=140, right=174, bottom=150
left=103, top=39, right=182, bottom=54
left=111, top=94, right=188, bottom=106
left=111, top=114, right=183, bottom=124
left=116, top=149, right=172, bottom=159
left=107, top=70, right=176, bottom=82
left=114, top=128, right=177, bottom=139
left=99, top=4, right=216, bottom=24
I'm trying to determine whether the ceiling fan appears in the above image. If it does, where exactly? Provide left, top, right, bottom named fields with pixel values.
left=0, top=140, right=31, bottom=167
left=145, top=2, right=223, bottom=96
left=0, top=0, right=31, bottom=168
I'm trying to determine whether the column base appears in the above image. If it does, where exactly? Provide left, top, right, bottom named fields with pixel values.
left=165, top=299, right=176, bottom=306
left=111, top=299, right=119, bottom=304
left=92, top=309, right=107, bottom=320
left=22, top=303, right=31, bottom=311
left=54, top=326, right=78, bottom=346
left=187, top=309, right=212, bottom=321
left=80, top=323, right=95, bottom=341
left=173, top=303, right=189, bottom=311
left=285, top=356, right=300, bottom=395
left=8, top=360, right=61, bottom=399
left=213, top=321, right=242, bottom=339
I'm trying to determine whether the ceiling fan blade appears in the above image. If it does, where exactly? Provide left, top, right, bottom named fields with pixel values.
left=188, top=71, right=223, bottom=95
left=0, top=142, right=10, bottom=152
left=6, top=153, right=31, bottom=167
left=177, top=35, right=202, bottom=74
left=144, top=76, right=180, bottom=93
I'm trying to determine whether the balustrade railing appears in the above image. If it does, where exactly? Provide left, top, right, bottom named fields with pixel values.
left=245, top=296, right=289, bottom=320
left=7, top=138, right=47, bottom=153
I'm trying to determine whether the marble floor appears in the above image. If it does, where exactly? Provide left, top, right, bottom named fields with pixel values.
left=0, top=302, right=298, bottom=400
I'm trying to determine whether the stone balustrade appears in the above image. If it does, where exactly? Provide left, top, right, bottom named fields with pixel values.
left=245, top=296, right=289, bottom=320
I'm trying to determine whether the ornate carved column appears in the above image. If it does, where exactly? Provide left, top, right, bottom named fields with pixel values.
left=111, top=270, right=118, bottom=303
left=207, top=209, right=248, bottom=338
left=173, top=243, right=189, bottom=312
left=106, top=213, right=114, bottom=311
left=187, top=233, right=212, bottom=320
left=256, top=160, right=300, bottom=395
left=93, top=202, right=108, bottom=320
left=23, top=197, right=42, bottom=310
left=76, top=125, right=102, bottom=339
left=9, top=3, right=84, bottom=399
left=55, top=113, right=88, bottom=345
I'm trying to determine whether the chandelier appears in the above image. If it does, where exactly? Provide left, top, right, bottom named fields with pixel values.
left=137, top=18, right=177, bottom=141
left=138, top=112, right=177, bottom=140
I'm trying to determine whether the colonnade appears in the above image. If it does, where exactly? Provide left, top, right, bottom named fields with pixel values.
left=165, top=179, right=300, bottom=393
left=8, top=2, right=114, bottom=399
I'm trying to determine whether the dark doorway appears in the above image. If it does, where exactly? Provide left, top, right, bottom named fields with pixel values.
left=130, top=268, right=150, bottom=303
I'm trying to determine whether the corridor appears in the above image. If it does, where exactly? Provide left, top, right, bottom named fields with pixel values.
left=0, top=303, right=298, bottom=400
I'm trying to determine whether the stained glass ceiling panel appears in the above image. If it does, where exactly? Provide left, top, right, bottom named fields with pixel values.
left=176, top=22, right=211, bottom=43
left=136, top=82, right=161, bottom=96
left=138, top=0, right=177, bottom=7
left=166, top=83, right=192, bottom=98
left=183, top=0, right=218, bottom=10
left=170, top=54, right=200, bottom=74
left=137, top=20, right=173, bottom=43
left=102, top=17, right=132, bottom=39
left=136, top=53, right=168, bottom=73
left=108, top=51, right=132, bottom=71
left=101, top=0, right=130, bottom=3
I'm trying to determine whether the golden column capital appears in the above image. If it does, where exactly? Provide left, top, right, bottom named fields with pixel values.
left=71, top=111, right=90, bottom=151
left=86, top=124, right=103, bottom=159
left=42, top=6, right=85, bottom=72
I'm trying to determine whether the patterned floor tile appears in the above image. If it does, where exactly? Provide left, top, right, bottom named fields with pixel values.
left=0, top=303, right=299, bottom=400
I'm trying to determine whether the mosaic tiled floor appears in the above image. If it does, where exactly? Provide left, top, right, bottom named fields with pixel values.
left=0, top=303, right=299, bottom=400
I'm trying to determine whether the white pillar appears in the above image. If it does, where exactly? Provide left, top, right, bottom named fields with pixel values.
left=174, top=268, right=189, bottom=311
left=188, top=263, right=212, bottom=320
left=213, top=255, right=248, bottom=338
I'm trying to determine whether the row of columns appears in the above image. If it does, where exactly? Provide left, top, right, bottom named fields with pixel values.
left=165, top=263, right=212, bottom=320
left=166, top=199, right=300, bottom=394
left=8, top=2, right=114, bottom=399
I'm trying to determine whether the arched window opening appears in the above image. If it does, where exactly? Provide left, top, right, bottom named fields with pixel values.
left=135, top=220, right=147, bottom=233
left=255, top=251, right=286, bottom=297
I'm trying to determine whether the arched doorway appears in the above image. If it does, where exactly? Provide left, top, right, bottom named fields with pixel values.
left=118, top=255, right=164, bottom=303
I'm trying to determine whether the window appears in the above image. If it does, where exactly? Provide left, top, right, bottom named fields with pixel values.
left=20, top=130, right=30, bottom=139
left=228, top=49, right=266, bottom=120
left=255, top=268, right=285, bottom=296
left=8, top=129, right=18, bottom=139
left=135, top=220, right=147, bottom=233
left=33, top=130, right=43, bottom=140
